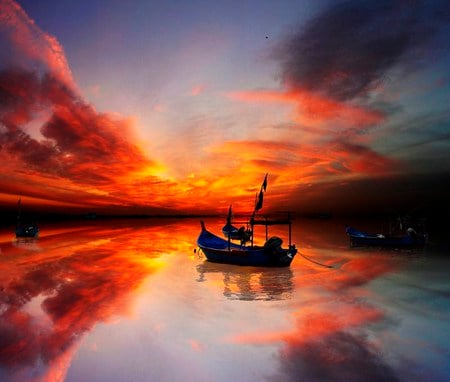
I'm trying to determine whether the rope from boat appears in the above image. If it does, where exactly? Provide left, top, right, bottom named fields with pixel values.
left=299, top=251, right=334, bottom=268
left=194, top=247, right=204, bottom=259
left=195, top=246, right=332, bottom=268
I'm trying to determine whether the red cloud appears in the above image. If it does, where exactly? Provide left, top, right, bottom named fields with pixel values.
left=190, top=84, right=206, bottom=96
left=0, top=69, right=164, bottom=209
left=0, top=1, right=180, bottom=213
left=227, top=88, right=385, bottom=129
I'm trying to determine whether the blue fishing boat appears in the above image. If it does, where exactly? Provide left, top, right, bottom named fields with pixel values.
left=198, top=220, right=297, bottom=267
left=345, top=226, right=427, bottom=248
left=197, top=174, right=297, bottom=267
left=198, top=174, right=297, bottom=267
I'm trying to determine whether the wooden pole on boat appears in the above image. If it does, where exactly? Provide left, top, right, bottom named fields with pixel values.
left=265, top=217, right=268, bottom=241
left=226, top=205, right=231, bottom=250
left=250, top=216, right=254, bottom=247
left=17, top=197, right=21, bottom=227
left=288, top=212, right=292, bottom=247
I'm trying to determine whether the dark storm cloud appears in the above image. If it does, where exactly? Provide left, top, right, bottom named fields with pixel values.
left=277, top=0, right=450, bottom=101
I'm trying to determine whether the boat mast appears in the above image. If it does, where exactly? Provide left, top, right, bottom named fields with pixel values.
left=17, top=197, right=21, bottom=227
left=265, top=218, right=268, bottom=241
left=288, top=212, right=292, bottom=247
left=250, top=216, right=254, bottom=247
left=250, top=173, right=268, bottom=247
left=227, top=205, right=232, bottom=250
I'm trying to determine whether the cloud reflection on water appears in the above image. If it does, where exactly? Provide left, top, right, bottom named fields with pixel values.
left=0, top=221, right=175, bottom=381
left=223, top=218, right=407, bottom=381
left=0, top=218, right=446, bottom=381
left=288, top=252, right=405, bottom=381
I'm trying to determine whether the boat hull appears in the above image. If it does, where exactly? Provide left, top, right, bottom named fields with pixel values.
left=345, top=226, right=427, bottom=248
left=198, top=222, right=296, bottom=267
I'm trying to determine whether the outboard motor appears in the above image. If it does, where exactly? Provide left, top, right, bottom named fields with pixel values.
left=264, top=236, right=284, bottom=257
left=407, top=227, right=417, bottom=238
left=238, top=226, right=252, bottom=244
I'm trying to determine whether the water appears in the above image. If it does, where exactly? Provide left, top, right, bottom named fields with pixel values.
left=0, top=218, right=449, bottom=381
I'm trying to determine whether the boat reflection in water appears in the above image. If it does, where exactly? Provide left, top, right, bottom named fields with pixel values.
left=12, top=237, right=40, bottom=250
left=196, top=262, right=294, bottom=301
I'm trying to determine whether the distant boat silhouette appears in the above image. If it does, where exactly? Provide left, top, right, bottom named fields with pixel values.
left=15, top=198, right=39, bottom=238
left=345, top=217, right=427, bottom=249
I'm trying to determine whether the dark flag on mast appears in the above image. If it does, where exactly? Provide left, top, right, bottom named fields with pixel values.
left=255, top=190, right=264, bottom=211
left=227, top=204, right=233, bottom=224
left=254, top=173, right=268, bottom=212
left=262, top=173, right=268, bottom=192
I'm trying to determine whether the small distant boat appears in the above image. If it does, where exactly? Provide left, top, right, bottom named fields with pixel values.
left=345, top=226, right=427, bottom=248
left=15, top=224, right=39, bottom=238
left=197, top=174, right=297, bottom=267
left=15, top=197, right=39, bottom=238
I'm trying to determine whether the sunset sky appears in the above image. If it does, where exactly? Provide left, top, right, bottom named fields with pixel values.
left=1, top=0, right=449, bottom=217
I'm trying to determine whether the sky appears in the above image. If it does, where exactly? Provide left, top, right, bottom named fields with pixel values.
left=1, top=0, right=450, bottom=217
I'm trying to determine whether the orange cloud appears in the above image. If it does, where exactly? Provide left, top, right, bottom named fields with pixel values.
left=197, top=137, right=396, bottom=213
left=227, top=88, right=385, bottom=130
left=222, top=87, right=394, bottom=210
left=190, top=84, right=206, bottom=96
left=0, top=64, right=179, bottom=213
left=1, top=1, right=184, bottom=214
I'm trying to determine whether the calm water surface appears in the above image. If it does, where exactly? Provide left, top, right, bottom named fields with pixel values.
left=0, top=218, right=449, bottom=381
